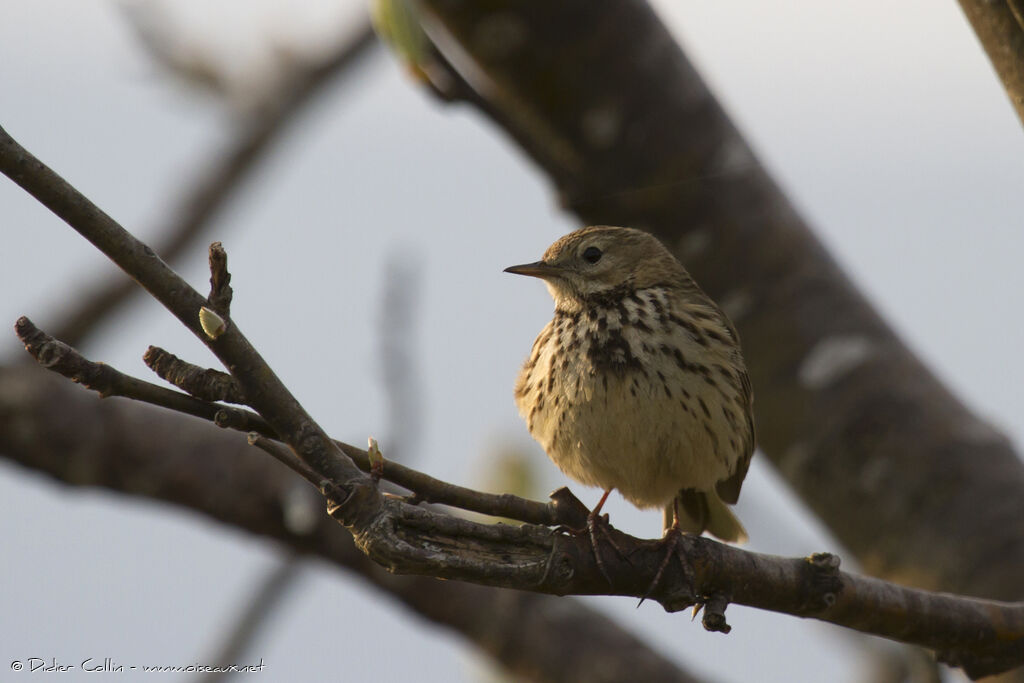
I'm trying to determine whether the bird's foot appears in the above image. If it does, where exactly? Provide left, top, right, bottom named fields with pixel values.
left=552, top=489, right=625, bottom=585
left=638, top=526, right=691, bottom=607
left=556, top=512, right=626, bottom=586
left=587, top=511, right=628, bottom=585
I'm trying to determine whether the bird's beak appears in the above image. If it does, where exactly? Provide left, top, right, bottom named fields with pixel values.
left=504, top=260, right=560, bottom=279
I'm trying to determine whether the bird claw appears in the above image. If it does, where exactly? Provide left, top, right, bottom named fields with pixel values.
left=637, top=526, right=691, bottom=607
left=555, top=513, right=626, bottom=586
left=587, top=512, right=628, bottom=585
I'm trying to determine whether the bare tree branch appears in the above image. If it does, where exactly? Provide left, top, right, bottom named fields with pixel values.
left=144, top=345, right=247, bottom=404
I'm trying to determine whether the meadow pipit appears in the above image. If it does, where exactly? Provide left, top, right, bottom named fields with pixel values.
left=507, top=226, right=754, bottom=548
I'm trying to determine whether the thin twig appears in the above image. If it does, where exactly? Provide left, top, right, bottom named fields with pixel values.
left=248, top=435, right=328, bottom=493
left=144, top=345, right=246, bottom=404
left=206, top=241, right=233, bottom=315
left=15, top=317, right=229, bottom=422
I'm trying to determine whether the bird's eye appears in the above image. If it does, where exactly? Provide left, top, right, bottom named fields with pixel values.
left=582, top=246, right=603, bottom=264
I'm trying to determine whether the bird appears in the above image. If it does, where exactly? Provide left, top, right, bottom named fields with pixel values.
left=506, top=226, right=754, bottom=545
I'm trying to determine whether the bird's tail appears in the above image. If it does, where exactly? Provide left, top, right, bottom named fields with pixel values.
left=664, top=489, right=748, bottom=543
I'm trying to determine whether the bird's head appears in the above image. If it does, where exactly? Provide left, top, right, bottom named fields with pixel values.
left=505, top=226, right=685, bottom=308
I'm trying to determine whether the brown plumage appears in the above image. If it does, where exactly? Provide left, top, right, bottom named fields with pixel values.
left=506, top=226, right=754, bottom=541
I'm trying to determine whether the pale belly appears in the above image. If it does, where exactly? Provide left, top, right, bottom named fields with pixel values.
left=516, top=327, right=744, bottom=508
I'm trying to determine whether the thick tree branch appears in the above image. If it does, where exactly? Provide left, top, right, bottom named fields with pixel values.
left=413, top=0, right=1024, bottom=611
left=959, top=0, right=1024, bottom=127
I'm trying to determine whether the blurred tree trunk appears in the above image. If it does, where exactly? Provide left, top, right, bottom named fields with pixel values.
left=417, top=0, right=1024, bottom=607
left=958, top=0, right=1024, bottom=126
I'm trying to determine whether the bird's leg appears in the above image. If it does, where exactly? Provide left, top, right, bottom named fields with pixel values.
left=639, top=500, right=691, bottom=606
left=589, top=487, right=612, bottom=520
left=586, top=488, right=628, bottom=584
